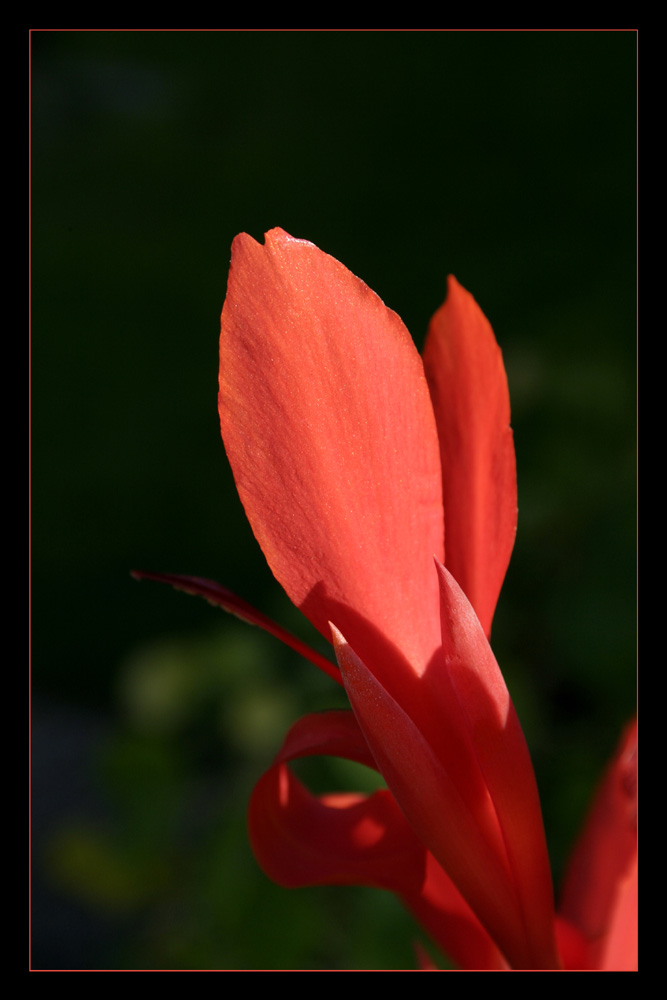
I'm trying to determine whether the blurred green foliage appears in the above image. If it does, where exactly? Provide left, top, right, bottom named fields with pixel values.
left=32, top=29, right=636, bottom=969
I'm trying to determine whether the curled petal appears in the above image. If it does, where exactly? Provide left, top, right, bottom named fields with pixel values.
left=249, top=772, right=427, bottom=894
left=248, top=711, right=425, bottom=893
left=219, top=229, right=444, bottom=688
left=423, top=276, right=517, bottom=637
left=269, top=709, right=377, bottom=771
left=248, top=711, right=507, bottom=971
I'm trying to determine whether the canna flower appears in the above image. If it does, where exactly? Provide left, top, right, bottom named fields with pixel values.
left=136, top=229, right=636, bottom=970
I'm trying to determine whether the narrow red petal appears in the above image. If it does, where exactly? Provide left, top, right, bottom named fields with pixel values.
left=132, top=570, right=340, bottom=683
left=219, top=229, right=444, bottom=688
left=559, top=718, right=637, bottom=970
left=423, top=276, right=517, bottom=637
left=435, top=560, right=559, bottom=969
left=331, top=623, right=535, bottom=969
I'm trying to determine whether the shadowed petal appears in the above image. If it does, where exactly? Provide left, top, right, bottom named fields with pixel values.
left=434, top=560, right=559, bottom=970
left=331, top=622, right=538, bottom=969
left=248, top=711, right=507, bottom=970
left=267, top=709, right=377, bottom=770
left=247, top=711, right=426, bottom=893
left=219, top=229, right=444, bottom=688
left=423, top=276, right=517, bottom=637
left=405, top=853, right=508, bottom=971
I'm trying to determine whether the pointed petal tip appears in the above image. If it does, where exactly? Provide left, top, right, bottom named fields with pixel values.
left=432, top=553, right=446, bottom=575
left=329, top=621, right=345, bottom=647
left=329, top=622, right=366, bottom=689
left=264, top=227, right=317, bottom=248
left=444, top=274, right=489, bottom=317
left=432, top=555, right=456, bottom=601
left=231, top=227, right=316, bottom=256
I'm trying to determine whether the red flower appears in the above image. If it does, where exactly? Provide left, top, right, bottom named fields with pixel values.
left=137, top=229, right=636, bottom=970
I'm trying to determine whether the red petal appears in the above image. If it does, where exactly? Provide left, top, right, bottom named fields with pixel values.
left=331, top=622, right=538, bottom=969
left=559, top=718, right=637, bottom=970
left=270, top=709, right=377, bottom=771
left=413, top=942, right=439, bottom=971
left=434, top=560, right=559, bottom=969
left=598, top=852, right=637, bottom=972
left=249, top=712, right=507, bottom=970
left=555, top=917, right=590, bottom=971
left=219, top=229, right=444, bottom=688
left=422, top=276, right=517, bottom=637
left=247, top=711, right=426, bottom=893
left=405, top=853, right=508, bottom=971
left=132, top=570, right=340, bottom=683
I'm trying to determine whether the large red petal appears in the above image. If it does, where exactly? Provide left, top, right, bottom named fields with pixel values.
left=331, top=623, right=537, bottom=969
left=559, top=718, right=637, bottom=970
left=422, top=276, right=517, bottom=637
left=219, top=229, right=444, bottom=688
left=434, top=560, right=560, bottom=969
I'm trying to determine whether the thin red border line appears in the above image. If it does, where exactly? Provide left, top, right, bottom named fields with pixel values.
left=28, top=26, right=33, bottom=975
left=27, top=27, right=639, bottom=32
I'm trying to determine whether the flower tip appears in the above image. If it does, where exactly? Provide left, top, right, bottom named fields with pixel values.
left=263, top=226, right=290, bottom=243
left=229, top=227, right=319, bottom=271
left=263, top=227, right=316, bottom=249
left=445, top=273, right=466, bottom=299
left=432, top=555, right=455, bottom=590
left=130, top=569, right=156, bottom=583
left=432, top=554, right=451, bottom=592
left=329, top=623, right=368, bottom=692
left=230, top=226, right=290, bottom=253
left=328, top=621, right=346, bottom=649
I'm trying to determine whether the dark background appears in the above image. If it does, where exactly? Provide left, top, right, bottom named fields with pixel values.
left=31, top=29, right=636, bottom=970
